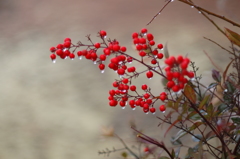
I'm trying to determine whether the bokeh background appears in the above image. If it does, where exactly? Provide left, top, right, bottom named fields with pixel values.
left=0, top=0, right=240, bottom=158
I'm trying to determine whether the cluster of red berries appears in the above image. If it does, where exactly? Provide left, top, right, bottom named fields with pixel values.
left=49, top=29, right=193, bottom=114
left=164, top=56, right=194, bottom=92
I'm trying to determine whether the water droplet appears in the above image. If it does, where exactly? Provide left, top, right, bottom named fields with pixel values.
left=79, top=56, right=82, bottom=60
left=104, top=36, right=107, bottom=39
left=52, top=60, right=56, bottom=63
left=122, top=106, right=125, bottom=109
left=152, top=112, right=155, bottom=115
left=199, top=11, right=201, bottom=14
left=101, top=70, right=105, bottom=73
left=191, top=6, right=194, bottom=8
left=162, top=111, right=166, bottom=113
left=93, top=61, right=97, bottom=64
left=154, top=67, right=158, bottom=70
left=149, top=78, right=152, bottom=80
left=71, top=58, right=74, bottom=60
left=128, top=62, right=132, bottom=64
left=224, top=89, right=228, bottom=92
left=158, top=13, right=161, bottom=15
left=171, top=0, right=174, bottom=2
left=132, top=108, right=136, bottom=110
left=119, top=75, right=124, bottom=78
left=145, top=112, right=149, bottom=114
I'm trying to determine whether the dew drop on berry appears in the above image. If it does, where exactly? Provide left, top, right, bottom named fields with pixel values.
left=79, top=56, right=82, bottom=60
left=132, top=108, right=136, bottom=110
left=152, top=112, right=155, bottom=115
left=119, top=75, right=124, bottom=78
left=52, top=59, right=56, bottom=63
left=148, top=78, right=152, bottom=80
left=93, top=61, right=97, bottom=64
left=101, top=70, right=105, bottom=73
left=122, top=107, right=125, bottom=109
left=162, top=111, right=166, bottom=113
left=145, top=112, right=149, bottom=114
left=191, top=6, right=194, bottom=8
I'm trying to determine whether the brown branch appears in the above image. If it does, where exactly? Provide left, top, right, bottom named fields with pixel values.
left=147, top=0, right=172, bottom=25
left=178, top=0, right=240, bottom=28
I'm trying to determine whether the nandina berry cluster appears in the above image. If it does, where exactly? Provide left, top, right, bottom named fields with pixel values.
left=164, top=56, right=194, bottom=92
left=49, top=29, right=194, bottom=114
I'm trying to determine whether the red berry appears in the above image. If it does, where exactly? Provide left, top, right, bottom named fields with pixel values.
left=109, top=90, right=116, bottom=96
left=166, top=71, right=173, bottom=81
left=117, top=68, right=125, bottom=75
left=122, top=78, right=129, bottom=84
left=151, top=59, right=157, bottom=65
left=50, top=54, right=56, bottom=60
left=127, top=57, right=133, bottom=63
left=177, top=55, right=184, bottom=63
left=139, top=51, right=146, bottom=57
left=133, top=38, right=140, bottom=44
left=147, top=33, right=154, bottom=41
left=94, top=43, right=101, bottom=48
left=172, top=85, right=180, bottom=92
left=111, top=57, right=119, bottom=64
left=160, top=92, right=167, bottom=96
left=150, top=107, right=156, bottom=113
left=129, top=100, right=135, bottom=106
left=143, top=103, right=149, bottom=109
left=144, top=93, right=150, bottom=99
left=132, top=32, right=138, bottom=39
left=121, top=65, right=127, bottom=70
left=159, top=95, right=167, bottom=101
left=63, top=41, right=71, bottom=48
left=64, top=50, right=70, bottom=56
left=149, top=40, right=155, bottom=46
left=56, top=44, right=64, bottom=49
left=120, top=46, right=127, bottom=52
left=56, top=49, right=63, bottom=56
left=159, top=105, right=166, bottom=112
left=146, top=71, right=153, bottom=78
left=139, top=38, right=146, bottom=44
left=99, top=54, right=106, bottom=61
left=152, top=50, right=158, bottom=55
left=103, top=48, right=111, bottom=55
left=119, top=101, right=126, bottom=107
left=167, top=80, right=175, bottom=88
left=113, top=44, right=120, bottom=51
left=141, top=28, right=148, bottom=34
left=188, top=71, right=194, bottom=78
left=64, top=38, right=71, bottom=42
left=112, top=81, right=119, bottom=87
left=99, top=63, right=105, bottom=70
left=50, top=47, right=56, bottom=52
left=130, top=85, right=136, bottom=91
left=157, top=44, right=163, bottom=49
left=109, top=100, right=118, bottom=107
left=99, top=30, right=107, bottom=37
left=141, top=84, right=148, bottom=90
left=81, top=50, right=88, bottom=56
left=157, top=53, right=164, bottom=59
left=69, top=53, right=75, bottom=59
left=108, top=96, right=114, bottom=100
left=127, top=67, right=136, bottom=73
left=146, top=99, right=152, bottom=104
left=136, top=44, right=143, bottom=51
left=181, top=62, right=188, bottom=69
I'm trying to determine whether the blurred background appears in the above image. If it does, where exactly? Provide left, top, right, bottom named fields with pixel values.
left=0, top=0, right=239, bottom=158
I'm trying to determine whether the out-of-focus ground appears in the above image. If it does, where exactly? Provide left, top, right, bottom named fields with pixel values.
left=0, top=0, right=239, bottom=158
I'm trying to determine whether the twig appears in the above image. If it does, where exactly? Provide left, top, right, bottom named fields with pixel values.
left=203, top=50, right=223, bottom=72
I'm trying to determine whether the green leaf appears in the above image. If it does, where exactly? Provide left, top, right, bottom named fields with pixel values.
left=198, top=95, right=210, bottom=110
left=225, top=27, right=240, bottom=47
left=231, top=117, right=240, bottom=124
left=206, top=103, right=213, bottom=119
left=217, top=104, right=228, bottom=114
left=188, top=122, right=203, bottom=131
left=184, top=84, right=196, bottom=104
left=172, top=130, right=187, bottom=143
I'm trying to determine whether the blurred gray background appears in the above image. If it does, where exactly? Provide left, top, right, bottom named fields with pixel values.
left=0, top=0, right=239, bottom=158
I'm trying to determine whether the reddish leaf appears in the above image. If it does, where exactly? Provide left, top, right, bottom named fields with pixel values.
left=184, top=84, right=196, bottom=104
left=225, top=27, right=240, bottom=47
